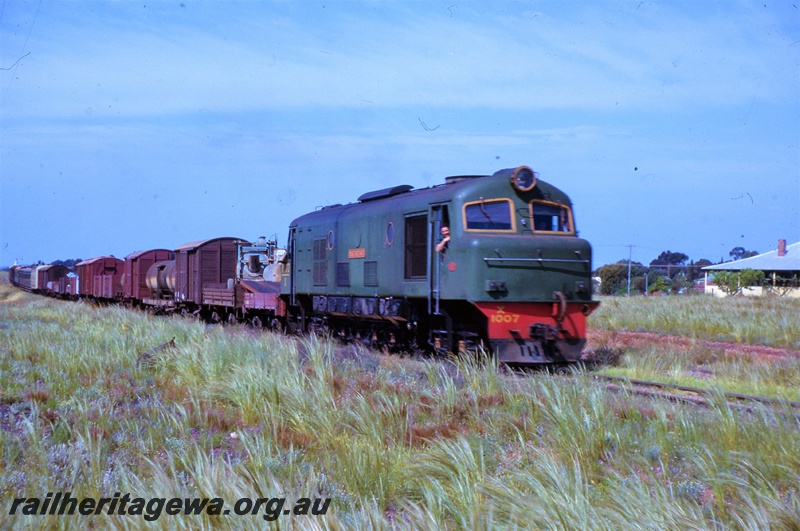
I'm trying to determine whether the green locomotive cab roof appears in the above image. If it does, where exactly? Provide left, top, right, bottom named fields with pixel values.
left=289, top=166, right=577, bottom=235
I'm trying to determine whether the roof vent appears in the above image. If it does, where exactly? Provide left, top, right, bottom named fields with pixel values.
left=778, top=239, right=787, bottom=257
left=357, top=184, right=413, bottom=202
left=445, top=175, right=485, bottom=185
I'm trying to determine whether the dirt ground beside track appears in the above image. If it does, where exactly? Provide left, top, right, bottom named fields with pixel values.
left=586, top=329, right=800, bottom=362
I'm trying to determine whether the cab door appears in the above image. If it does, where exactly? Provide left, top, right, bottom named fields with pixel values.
left=286, top=228, right=297, bottom=305
left=428, top=203, right=450, bottom=316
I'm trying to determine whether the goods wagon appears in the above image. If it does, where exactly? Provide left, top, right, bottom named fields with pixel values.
left=35, top=265, right=70, bottom=295
left=174, top=237, right=241, bottom=305
left=201, top=237, right=285, bottom=325
left=123, top=249, right=175, bottom=303
left=75, top=256, right=124, bottom=300
left=142, top=237, right=242, bottom=315
left=9, top=265, right=34, bottom=292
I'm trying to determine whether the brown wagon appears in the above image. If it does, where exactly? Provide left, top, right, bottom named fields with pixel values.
left=123, top=249, right=175, bottom=303
left=35, top=265, right=70, bottom=295
left=75, top=256, right=124, bottom=299
left=174, top=237, right=243, bottom=307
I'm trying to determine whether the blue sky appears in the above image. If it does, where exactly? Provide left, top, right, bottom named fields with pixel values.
left=1, top=0, right=798, bottom=268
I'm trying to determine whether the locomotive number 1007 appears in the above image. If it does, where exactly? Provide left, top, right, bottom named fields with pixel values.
left=490, top=312, right=520, bottom=324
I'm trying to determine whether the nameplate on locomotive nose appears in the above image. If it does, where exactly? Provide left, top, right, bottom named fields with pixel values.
left=348, top=248, right=367, bottom=259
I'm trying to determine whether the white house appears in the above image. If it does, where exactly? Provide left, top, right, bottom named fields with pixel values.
left=702, top=240, right=800, bottom=297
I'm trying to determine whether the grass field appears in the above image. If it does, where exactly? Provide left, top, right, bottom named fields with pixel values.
left=591, top=294, right=800, bottom=350
left=587, top=295, right=800, bottom=402
left=1, top=285, right=799, bottom=529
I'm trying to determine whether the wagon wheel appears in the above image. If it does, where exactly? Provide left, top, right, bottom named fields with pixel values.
left=270, top=318, right=283, bottom=333
left=210, top=310, right=222, bottom=324
left=250, top=315, right=263, bottom=328
left=227, top=312, right=238, bottom=325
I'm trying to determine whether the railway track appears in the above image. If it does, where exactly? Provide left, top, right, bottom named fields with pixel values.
left=593, top=374, right=800, bottom=414
left=586, top=329, right=800, bottom=363
left=34, top=290, right=798, bottom=416
left=185, top=323, right=800, bottom=418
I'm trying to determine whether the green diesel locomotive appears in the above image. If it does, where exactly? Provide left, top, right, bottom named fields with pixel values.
left=282, top=166, right=598, bottom=364
left=13, top=165, right=599, bottom=365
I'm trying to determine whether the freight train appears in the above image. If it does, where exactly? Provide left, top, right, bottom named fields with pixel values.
left=9, top=166, right=598, bottom=364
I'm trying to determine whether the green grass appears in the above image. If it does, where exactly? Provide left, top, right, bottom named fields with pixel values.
left=1, top=285, right=799, bottom=529
left=591, top=294, right=800, bottom=349
left=588, top=295, right=800, bottom=400
left=596, top=342, right=800, bottom=401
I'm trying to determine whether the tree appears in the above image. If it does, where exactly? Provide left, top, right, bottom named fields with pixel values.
left=688, top=258, right=713, bottom=283
left=671, top=271, right=691, bottom=293
left=729, top=247, right=758, bottom=261
left=712, top=269, right=765, bottom=296
left=650, top=250, right=689, bottom=279
left=596, top=264, right=627, bottom=295
left=648, top=276, right=671, bottom=294
left=651, top=251, right=689, bottom=265
left=52, top=258, right=83, bottom=269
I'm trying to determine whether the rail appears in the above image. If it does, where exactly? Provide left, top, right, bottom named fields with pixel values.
left=594, top=374, right=800, bottom=413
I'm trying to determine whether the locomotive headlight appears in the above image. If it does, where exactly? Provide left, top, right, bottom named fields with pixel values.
left=510, top=166, right=537, bottom=192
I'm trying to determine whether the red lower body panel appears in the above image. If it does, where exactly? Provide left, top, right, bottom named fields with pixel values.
left=474, top=300, right=599, bottom=363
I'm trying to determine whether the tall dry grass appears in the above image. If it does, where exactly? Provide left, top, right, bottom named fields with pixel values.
left=1, top=285, right=798, bottom=528
left=591, top=295, right=800, bottom=349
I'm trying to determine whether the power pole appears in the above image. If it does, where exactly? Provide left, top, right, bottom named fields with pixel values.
left=626, top=245, right=635, bottom=296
